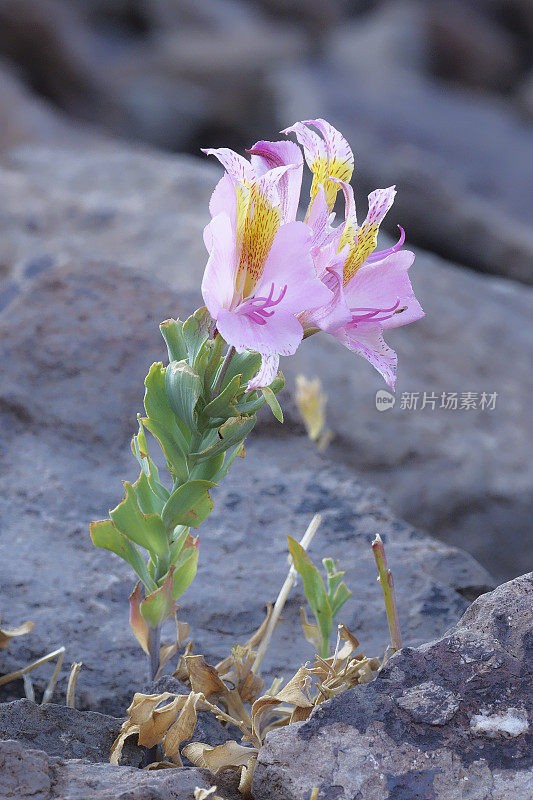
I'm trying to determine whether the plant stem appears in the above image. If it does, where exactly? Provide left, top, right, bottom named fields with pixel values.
left=212, top=345, right=236, bottom=398
left=147, top=624, right=161, bottom=684
left=252, top=514, right=322, bottom=675
left=372, top=534, right=402, bottom=652
left=144, top=624, right=162, bottom=766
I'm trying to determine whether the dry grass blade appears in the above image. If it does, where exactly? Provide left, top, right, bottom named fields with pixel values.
left=66, top=662, right=82, bottom=708
left=0, top=645, right=66, bottom=707
left=0, top=615, right=34, bottom=650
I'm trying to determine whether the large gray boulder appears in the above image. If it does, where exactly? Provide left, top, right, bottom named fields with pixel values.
left=0, top=261, right=492, bottom=716
left=253, top=573, right=533, bottom=800
left=0, top=145, right=531, bottom=580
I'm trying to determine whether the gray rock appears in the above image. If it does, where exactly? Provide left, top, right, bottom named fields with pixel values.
left=0, top=261, right=493, bottom=717
left=270, top=1, right=533, bottom=284
left=0, top=738, right=242, bottom=799
left=0, top=699, right=143, bottom=765
left=0, top=146, right=530, bottom=581
left=253, top=573, right=533, bottom=800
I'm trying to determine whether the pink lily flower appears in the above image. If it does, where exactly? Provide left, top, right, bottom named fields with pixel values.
left=283, top=119, right=424, bottom=389
left=201, top=143, right=331, bottom=389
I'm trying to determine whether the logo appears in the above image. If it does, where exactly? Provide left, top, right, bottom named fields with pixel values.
left=375, top=389, right=396, bottom=411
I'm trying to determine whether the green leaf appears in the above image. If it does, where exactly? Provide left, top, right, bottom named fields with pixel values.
left=329, top=582, right=352, bottom=618
left=183, top=307, right=212, bottom=367
left=172, top=538, right=199, bottom=600
left=131, top=420, right=170, bottom=506
left=323, top=557, right=352, bottom=618
left=90, top=519, right=155, bottom=590
left=189, top=415, right=256, bottom=464
left=140, top=567, right=176, bottom=628
left=141, top=418, right=189, bottom=483
left=132, top=470, right=165, bottom=516
left=161, top=479, right=216, bottom=530
left=234, top=391, right=266, bottom=416
left=203, top=374, right=242, bottom=419
left=144, top=361, right=190, bottom=452
left=212, top=442, right=245, bottom=482
left=165, top=360, right=202, bottom=432
left=287, top=535, right=332, bottom=655
left=261, top=387, right=283, bottom=422
left=189, top=451, right=226, bottom=482
left=110, top=482, right=169, bottom=560
left=220, top=350, right=262, bottom=389
left=160, top=318, right=187, bottom=363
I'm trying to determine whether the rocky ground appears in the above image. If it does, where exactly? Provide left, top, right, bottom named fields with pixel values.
left=0, top=2, right=532, bottom=794
left=0, top=257, right=529, bottom=799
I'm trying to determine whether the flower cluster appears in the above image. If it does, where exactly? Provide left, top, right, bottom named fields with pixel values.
left=202, top=118, right=424, bottom=390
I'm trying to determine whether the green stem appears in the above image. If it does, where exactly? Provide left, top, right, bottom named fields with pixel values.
left=212, top=345, right=236, bottom=398
left=372, top=534, right=402, bottom=652
left=319, top=636, right=329, bottom=659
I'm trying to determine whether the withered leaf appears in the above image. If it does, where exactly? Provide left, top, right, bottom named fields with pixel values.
left=186, top=655, right=227, bottom=697
left=163, top=691, right=202, bottom=765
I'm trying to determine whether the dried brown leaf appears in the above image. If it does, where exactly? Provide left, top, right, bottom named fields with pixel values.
left=274, top=666, right=313, bottom=708
left=299, top=607, right=322, bottom=651
left=186, top=655, right=227, bottom=697
left=238, top=753, right=257, bottom=799
left=163, top=691, right=202, bottom=765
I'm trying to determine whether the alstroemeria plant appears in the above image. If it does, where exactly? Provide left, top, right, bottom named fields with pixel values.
left=90, top=118, right=423, bottom=689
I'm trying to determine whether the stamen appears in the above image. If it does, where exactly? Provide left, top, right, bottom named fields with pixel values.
left=236, top=283, right=288, bottom=324
left=350, top=298, right=401, bottom=326
left=365, top=226, right=405, bottom=264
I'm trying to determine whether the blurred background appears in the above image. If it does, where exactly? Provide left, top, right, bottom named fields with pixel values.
left=0, top=0, right=532, bottom=581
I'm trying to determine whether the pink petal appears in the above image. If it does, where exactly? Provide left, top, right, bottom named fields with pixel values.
left=247, top=140, right=303, bottom=223
left=334, top=323, right=398, bottom=390
left=201, top=213, right=237, bottom=318
left=216, top=306, right=303, bottom=357
left=344, top=250, right=424, bottom=330
left=304, top=118, right=354, bottom=182
left=282, top=121, right=326, bottom=172
left=202, top=147, right=253, bottom=185
left=247, top=353, right=280, bottom=391
left=307, top=183, right=331, bottom=248
left=209, top=173, right=238, bottom=222
left=257, top=222, right=332, bottom=315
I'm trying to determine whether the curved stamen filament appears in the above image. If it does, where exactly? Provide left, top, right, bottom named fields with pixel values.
left=237, top=283, right=288, bottom=325
left=350, top=298, right=401, bottom=325
left=365, top=226, right=405, bottom=264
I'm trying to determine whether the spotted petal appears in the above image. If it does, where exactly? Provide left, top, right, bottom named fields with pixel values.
left=247, top=140, right=303, bottom=223
left=343, top=187, right=397, bottom=284
left=334, top=323, right=398, bottom=390
left=283, top=118, right=354, bottom=212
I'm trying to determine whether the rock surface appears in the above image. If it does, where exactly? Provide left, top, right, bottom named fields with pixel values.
left=253, top=573, right=533, bottom=800
left=269, top=1, right=533, bottom=284
left=0, top=699, right=142, bottom=766
left=0, top=146, right=531, bottom=580
left=0, top=261, right=493, bottom=717
left=0, top=738, right=242, bottom=799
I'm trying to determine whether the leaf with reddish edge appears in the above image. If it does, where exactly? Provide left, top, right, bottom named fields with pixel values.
left=129, top=581, right=150, bottom=653
left=140, top=567, right=176, bottom=628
